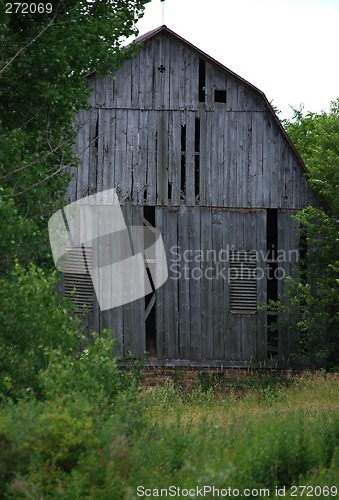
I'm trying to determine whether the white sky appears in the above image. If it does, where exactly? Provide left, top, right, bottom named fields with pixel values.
left=129, top=0, right=339, bottom=119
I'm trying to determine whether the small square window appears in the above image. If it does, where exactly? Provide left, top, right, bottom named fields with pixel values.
left=214, top=90, right=227, bottom=103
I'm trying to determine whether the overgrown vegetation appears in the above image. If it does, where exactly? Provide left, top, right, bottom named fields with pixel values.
left=0, top=0, right=149, bottom=399
left=0, top=373, right=337, bottom=498
left=279, top=102, right=339, bottom=369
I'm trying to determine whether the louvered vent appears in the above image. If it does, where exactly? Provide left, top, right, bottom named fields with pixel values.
left=64, top=246, right=93, bottom=312
left=229, top=250, right=257, bottom=314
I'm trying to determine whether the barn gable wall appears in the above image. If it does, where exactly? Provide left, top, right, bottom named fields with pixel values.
left=67, top=27, right=322, bottom=365
left=69, top=31, right=320, bottom=210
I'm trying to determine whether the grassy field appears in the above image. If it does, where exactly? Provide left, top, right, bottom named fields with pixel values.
left=0, top=372, right=338, bottom=499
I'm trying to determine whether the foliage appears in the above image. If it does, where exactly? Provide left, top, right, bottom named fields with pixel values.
left=40, top=329, right=140, bottom=408
left=0, top=0, right=149, bottom=271
left=0, top=263, right=80, bottom=401
left=0, top=373, right=337, bottom=498
left=284, top=100, right=339, bottom=215
left=281, top=102, right=339, bottom=368
left=286, top=208, right=339, bottom=366
left=0, top=0, right=149, bottom=399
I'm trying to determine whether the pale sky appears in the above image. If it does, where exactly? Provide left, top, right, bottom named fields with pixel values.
left=129, top=0, right=339, bottom=119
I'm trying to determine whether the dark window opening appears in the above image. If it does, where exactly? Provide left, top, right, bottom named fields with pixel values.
left=194, top=157, right=200, bottom=198
left=143, top=206, right=157, bottom=356
left=267, top=209, right=278, bottom=263
left=195, top=117, right=200, bottom=198
left=143, top=205, right=155, bottom=227
left=198, top=59, right=206, bottom=103
left=180, top=124, right=186, bottom=196
left=168, top=181, right=172, bottom=202
left=266, top=209, right=278, bottom=357
left=267, top=262, right=278, bottom=302
left=194, top=117, right=200, bottom=152
left=214, top=89, right=227, bottom=103
left=145, top=292, right=156, bottom=356
left=180, top=124, right=186, bottom=152
left=181, top=156, right=186, bottom=195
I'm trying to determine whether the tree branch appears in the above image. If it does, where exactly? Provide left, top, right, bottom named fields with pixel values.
left=0, top=12, right=58, bottom=77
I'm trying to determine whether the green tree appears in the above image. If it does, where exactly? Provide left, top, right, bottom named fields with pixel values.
left=282, top=101, right=339, bottom=368
left=0, top=0, right=149, bottom=270
left=0, top=0, right=149, bottom=399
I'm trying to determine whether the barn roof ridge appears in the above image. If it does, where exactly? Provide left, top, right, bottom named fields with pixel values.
left=135, top=25, right=265, bottom=98
left=134, top=25, right=309, bottom=176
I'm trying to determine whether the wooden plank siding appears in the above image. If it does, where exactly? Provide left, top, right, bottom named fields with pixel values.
left=69, top=27, right=324, bottom=364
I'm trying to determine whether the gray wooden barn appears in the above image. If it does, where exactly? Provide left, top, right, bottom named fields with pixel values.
left=66, top=25, right=322, bottom=366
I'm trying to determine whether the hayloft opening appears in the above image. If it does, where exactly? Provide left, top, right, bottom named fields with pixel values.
left=143, top=206, right=157, bottom=356
left=266, top=209, right=278, bottom=357
left=198, top=59, right=206, bottom=103
left=181, top=124, right=186, bottom=197
left=214, top=90, right=227, bottom=103
left=195, top=117, right=200, bottom=198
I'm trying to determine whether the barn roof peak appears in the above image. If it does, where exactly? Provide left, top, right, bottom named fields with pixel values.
left=134, top=25, right=263, bottom=98
left=131, top=24, right=308, bottom=175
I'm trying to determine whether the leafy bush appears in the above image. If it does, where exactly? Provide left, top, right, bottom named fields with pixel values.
left=0, top=263, right=80, bottom=402
left=40, top=330, right=140, bottom=409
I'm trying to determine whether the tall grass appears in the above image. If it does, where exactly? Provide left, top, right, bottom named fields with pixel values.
left=0, top=372, right=338, bottom=498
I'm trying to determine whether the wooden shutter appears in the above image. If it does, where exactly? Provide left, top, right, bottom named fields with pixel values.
left=229, top=250, right=257, bottom=314
left=64, top=246, right=93, bottom=312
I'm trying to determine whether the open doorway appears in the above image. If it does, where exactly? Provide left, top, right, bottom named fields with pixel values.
left=143, top=206, right=157, bottom=356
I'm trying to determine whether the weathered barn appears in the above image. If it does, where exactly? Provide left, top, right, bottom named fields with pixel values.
left=65, top=25, right=322, bottom=366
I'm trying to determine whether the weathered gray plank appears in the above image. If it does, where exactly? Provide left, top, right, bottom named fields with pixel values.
left=114, top=109, right=128, bottom=202
left=253, top=112, right=264, bottom=208
left=204, top=111, right=213, bottom=205
left=137, top=111, right=148, bottom=205
left=164, top=207, right=179, bottom=358
left=227, top=76, right=238, bottom=111
left=178, top=204, right=190, bottom=358
left=222, top=209, right=230, bottom=358
left=145, top=111, right=157, bottom=205
left=228, top=112, right=238, bottom=207
left=199, top=110, right=207, bottom=206
left=169, top=37, right=180, bottom=109
left=189, top=207, right=201, bottom=360
left=95, top=77, right=105, bottom=107
left=156, top=110, right=168, bottom=205
left=141, top=41, right=154, bottom=110
left=200, top=208, right=213, bottom=358
left=212, top=209, right=224, bottom=359
left=255, top=210, right=267, bottom=360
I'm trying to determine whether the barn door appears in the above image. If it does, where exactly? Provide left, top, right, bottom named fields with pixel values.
left=143, top=206, right=157, bottom=356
